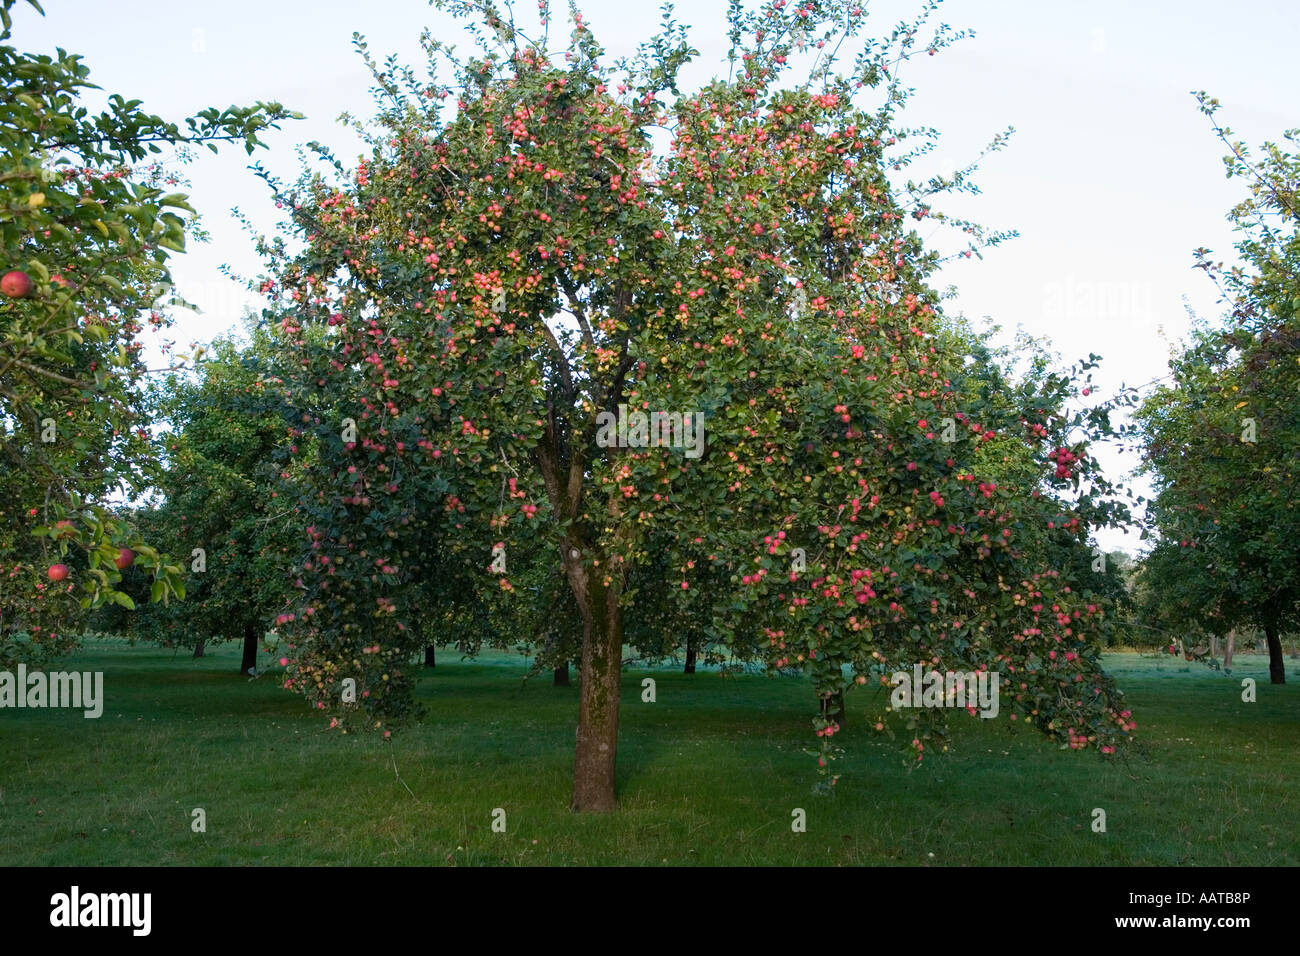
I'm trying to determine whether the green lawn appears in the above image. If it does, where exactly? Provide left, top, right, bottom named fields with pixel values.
left=1, top=637, right=1296, bottom=865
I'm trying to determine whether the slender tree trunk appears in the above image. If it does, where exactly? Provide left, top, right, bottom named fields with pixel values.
left=820, top=690, right=845, bottom=724
left=1264, top=618, right=1286, bottom=685
left=1224, top=630, right=1235, bottom=669
left=424, top=645, right=436, bottom=668
left=192, top=637, right=206, bottom=659
left=684, top=633, right=696, bottom=674
left=554, top=662, right=570, bottom=686
left=1290, top=640, right=1298, bottom=660
left=240, top=623, right=258, bottom=676
left=566, top=545, right=623, bottom=813
left=1210, top=635, right=1219, bottom=659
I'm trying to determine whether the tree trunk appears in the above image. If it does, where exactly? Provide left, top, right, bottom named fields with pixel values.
left=240, top=623, right=258, bottom=676
left=1224, top=630, right=1235, bottom=669
left=1290, top=640, right=1299, bottom=660
left=1264, top=618, right=1286, bottom=685
left=192, top=637, right=206, bottom=659
left=424, top=645, right=436, bottom=668
left=1210, top=635, right=1219, bottom=659
left=684, top=634, right=696, bottom=674
left=554, top=662, right=570, bottom=686
left=820, top=690, right=845, bottom=724
left=566, top=546, right=623, bottom=813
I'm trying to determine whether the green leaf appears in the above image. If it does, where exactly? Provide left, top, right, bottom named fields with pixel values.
left=159, top=192, right=196, bottom=212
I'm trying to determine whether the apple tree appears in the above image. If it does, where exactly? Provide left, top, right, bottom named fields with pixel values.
left=122, top=330, right=299, bottom=674
left=1135, top=96, right=1300, bottom=684
left=262, top=0, right=1138, bottom=810
left=0, top=0, right=297, bottom=664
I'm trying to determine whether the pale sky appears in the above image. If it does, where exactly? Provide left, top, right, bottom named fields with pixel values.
left=13, top=0, right=1299, bottom=554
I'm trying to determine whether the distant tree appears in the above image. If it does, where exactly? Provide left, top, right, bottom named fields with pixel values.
left=1135, top=94, right=1300, bottom=684
left=128, top=330, right=298, bottom=675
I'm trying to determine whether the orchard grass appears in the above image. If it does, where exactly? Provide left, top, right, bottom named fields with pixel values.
left=0, top=637, right=1294, bottom=866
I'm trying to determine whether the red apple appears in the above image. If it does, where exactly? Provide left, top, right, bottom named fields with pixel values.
left=114, top=548, right=135, bottom=570
left=48, top=564, right=69, bottom=582
left=55, top=520, right=75, bottom=539
left=1, top=270, right=33, bottom=298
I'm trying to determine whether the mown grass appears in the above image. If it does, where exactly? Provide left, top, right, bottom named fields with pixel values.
left=0, top=637, right=1295, bottom=865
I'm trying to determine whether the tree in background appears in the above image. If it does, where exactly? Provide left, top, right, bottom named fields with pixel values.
left=1135, top=94, right=1300, bottom=684
left=120, top=329, right=298, bottom=675
left=261, top=0, right=1138, bottom=811
left=0, top=0, right=296, bottom=665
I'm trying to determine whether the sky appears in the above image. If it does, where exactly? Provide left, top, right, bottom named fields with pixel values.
left=11, top=0, right=1299, bottom=553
